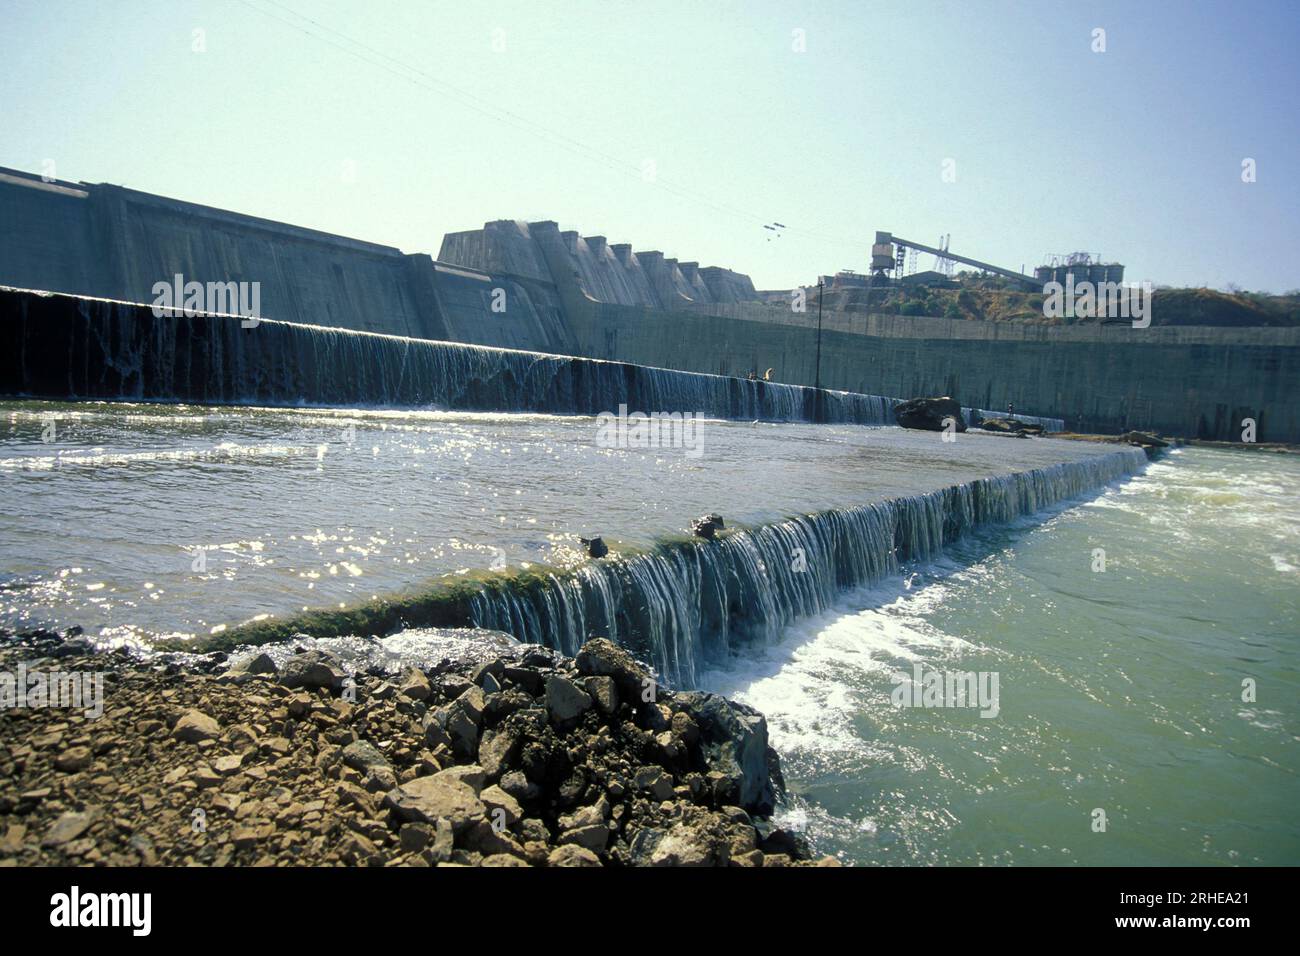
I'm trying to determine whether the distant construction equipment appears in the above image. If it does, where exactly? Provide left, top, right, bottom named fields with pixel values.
left=873, top=232, right=1043, bottom=289
left=868, top=233, right=1126, bottom=292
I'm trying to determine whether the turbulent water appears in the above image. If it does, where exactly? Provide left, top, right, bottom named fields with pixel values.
left=0, top=400, right=1102, bottom=650
left=468, top=449, right=1140, bottom=686
left=703, top=447, right=1300, bottom=865
left=3, top=399, right=1290, bottom=866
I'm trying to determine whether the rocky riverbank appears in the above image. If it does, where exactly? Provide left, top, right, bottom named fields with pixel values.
left=0, top=629, right=836, bottom=867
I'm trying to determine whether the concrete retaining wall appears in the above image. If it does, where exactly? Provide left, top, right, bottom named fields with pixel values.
left=2, top=166, right=1295, bottom=441
left=0, top=169, right=575, bottom=353
left=564, top=301, right=1298, bottom=441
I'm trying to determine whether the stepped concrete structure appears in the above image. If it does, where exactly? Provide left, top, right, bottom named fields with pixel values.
left=438, top=219, right=756, bottom=310
left=0, top=168, right=574, bottom=355
left=1, top=165, right=1296, bottom=441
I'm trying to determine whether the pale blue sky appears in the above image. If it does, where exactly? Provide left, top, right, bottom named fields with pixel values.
left=2, top=0, right=1297, bottom=291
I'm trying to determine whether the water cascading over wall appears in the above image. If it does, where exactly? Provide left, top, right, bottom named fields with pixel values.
left=965, top=408, right=1066, bottom=432
left=468, top=447, right=1146, bottom=687
left=0, top=287, right=898, bottom=424
left=4, top=168, right=1292, bottom=440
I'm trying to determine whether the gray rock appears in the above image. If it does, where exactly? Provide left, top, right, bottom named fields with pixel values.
left=363, top=767, right=398, bottom=793
left=522, top=647, right=560, bottom=667
left=575, top=638, right=647, bottom=689
left=517, top=819, right=550, bottom=845
left=398, top=667, right=431, bottom=701
left=499, top=770, right=540, bottom=802
left=548, top=844, right=602, bottom=867
left=430, top=818, right=455, bottom=863
left=690, top=513, right=725, bottom=540
left=584, top=675, right=619, bottom=714
left=483, top=689, right=532, bottom=721
left=559, top=798, right=609, bottom=830
left=720, top=805, right=753, bottom=826
left=341, top=740, right=389, bottom=774
left=127, top=833, right=156, bottom=865
left=422, top=714, right=452, bottom=751
left=435, top=764, right=487, bottom=795
left=979, top=417, right=1043, bottom=436
left=382, top=776, right=485, bottom=831
left=759, top=827, right=813, bottom=859
left=512, top=706, right=549, bottom=735
left=280, top=650, right=348, bottom=692
left=470, top=659, right=505, bottom=685
left=893, top=396, right=967, bottom=433
left=675, top=692, right=778, bottom=816
left=480, top=785, right=522, bottom=825
left=477, top=726, right=519, bottom=779
left=171, top=709, right=221, bottom=743
left=42, top=809, right=99, bottom=847
left=399, top=822, right=435, bottom=853
left=1121, top=430, right=1169, bottom=448
left=575, top=639, right=657, bottom=714
left=545, top=675, right=592, bottom=723
left=501, top=665, right=544, bottom=695
left=452, top=686, right=488, bottom=723
left=671, top=711, right=700, bottom=745
left=228, top=652, right=277, bottom=676
left=625, top=826, right=666, bottom=865
left=559, top=824, right=609, bottom=853
left=650, top=824, right=725, bottom=866
left=633, top=766, right=675, bottom=801
left=436, top=685, right=486, bottom=759
left=438, top=674, right=473, bottom=699
left=629, top=816, right=728, bottom=866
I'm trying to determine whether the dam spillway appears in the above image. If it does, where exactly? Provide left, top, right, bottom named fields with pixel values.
left=0, top=287, right=900, bottom=425
left=0, top=286, right=1063, bottom=431
left=1, top=167, right=1292, bottom=441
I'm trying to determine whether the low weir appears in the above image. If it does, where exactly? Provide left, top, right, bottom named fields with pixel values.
left=212, top=444, right=1146, bottom=688
left=467, top=448, right=1143, bottom=686
left=3, top=284, right=1122, bottom=689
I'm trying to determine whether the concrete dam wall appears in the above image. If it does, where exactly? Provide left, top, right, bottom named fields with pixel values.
left=439, top=219, right=757, bottom=310
left=442, top=218, right=1299, bottom=443
left=566, top=301, right=1299, bottom=442
left=0, top=168, right=575, bottom=355
left=0, top=287, right=901, bottom=425
left=2, top=166, right=1295, bottom=441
